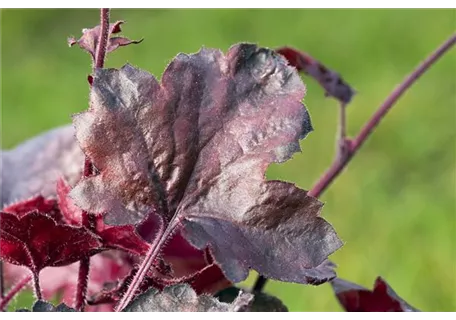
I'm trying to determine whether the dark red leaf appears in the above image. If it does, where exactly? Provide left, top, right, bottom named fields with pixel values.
left=276, top=47, right=355, bottom=104
left=68, top=21, right=142, bottom=62
left=2, top=196, right=61, bottom=220
left=98, top=225, right=150, bottom=256
left=331, top=277, right=419, bottom=312
left=0, top=211, right=102, bottom=273
left=70, top=43, right=342, bottom=285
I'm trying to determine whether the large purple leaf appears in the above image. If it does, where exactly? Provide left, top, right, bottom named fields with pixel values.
left=1, top=126, right=84, bottom=207
left=70, top=44, right=342, bottom=284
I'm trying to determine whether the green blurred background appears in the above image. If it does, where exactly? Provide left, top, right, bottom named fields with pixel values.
left=1, top=9, right=455, bottom=311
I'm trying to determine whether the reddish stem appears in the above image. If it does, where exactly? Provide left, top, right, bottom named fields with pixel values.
left=115, top=220, right=173, bottom=311
left=0, top=275, right=32, bottom=311
left=94, top=8, right=110, bottom=69
left=309, top=33, right=456, bottom=198
left=74, top=257, right=90, bottom=311
left=253, top=33, right=456, bottom=293
left=33, top=273, right=42, bottom=300
left=74, top=8, right=110, bottom=311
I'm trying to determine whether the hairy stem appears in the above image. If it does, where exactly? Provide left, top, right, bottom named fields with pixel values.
left=74, top=257, right=90, bottom=311
left=94, top=8, right=110, bottom=69
left=74, top=8, right=111, bottom=311
left=33, top=273, right=42, bottom=300
left=115, top=220, right=174, bottom=311
left=253, top=32, right=456, bottom=293
left=0, top=262, right=4, bottom=298
left=0, top=275, right=32, bottom=311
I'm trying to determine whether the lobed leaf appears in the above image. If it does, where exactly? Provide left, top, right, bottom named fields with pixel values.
left=0, top=211, right=102, bottom=273
left=71, top=43, right=342, bottom=284
left=68, top=21, right=142, bottom=62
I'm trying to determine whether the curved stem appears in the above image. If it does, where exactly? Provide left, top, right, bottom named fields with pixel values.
left=253, top=33, right=456, bottom=292
left=0, top=275, right=32, bottom=311
left=309, top=33, right=455, bottom=198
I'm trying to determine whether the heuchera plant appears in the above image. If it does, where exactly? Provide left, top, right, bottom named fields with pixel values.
left=0, top=9, right=454, bottom=312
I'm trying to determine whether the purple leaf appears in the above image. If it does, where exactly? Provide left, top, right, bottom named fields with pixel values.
left=1, top=125, right=84, bottom=207
left=123, top=284, right=253, bottom=312
left=276, top=47, right=355, bottom=104
left=68, top=21, right=142, bottom=62
left=70, top=44, right=342, bottom=284
left=331, top=277, right=419, bottom=312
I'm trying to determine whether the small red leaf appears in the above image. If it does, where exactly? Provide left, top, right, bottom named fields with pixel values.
left=68, top=21, right=142, bottom=62
left=277, top=47, right=355, bottom=104
left=98, top=225, right=150, bottom=256
left=0, top=211, right=102, bottom=273
left=2, top=195, right=61, bottom=220
left=331, top=277, right=419, bottom=312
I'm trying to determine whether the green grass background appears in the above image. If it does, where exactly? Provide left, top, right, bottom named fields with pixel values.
left=1, top=9, right=455, bottom=311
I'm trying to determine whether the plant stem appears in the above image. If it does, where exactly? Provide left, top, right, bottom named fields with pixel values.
left=0, top=262, right=4, bottom=298
left=0, top=275, right=32, bottom=311
left=336, top=102, right=349, bottom=161
left=309, top=32, right=456, bottom=198
left=94, top=8, right=110, bottom=69
left=74, top=8, right=110, bottom=311
left=339, top=102, right=346, bottom=141
left=115, top=220, right=175, bottom=311
left=74, top=257, right=90, bottom=311
left=33, top=273, right=42, bottom=300
left=252, top=274, right=268, bottom=292
left=253, top=32, right=456, bottom=293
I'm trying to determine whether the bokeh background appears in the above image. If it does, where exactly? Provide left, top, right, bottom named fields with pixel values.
left=1, top=9, right=455, bottom=311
